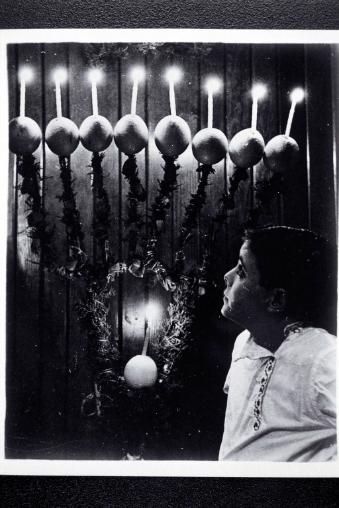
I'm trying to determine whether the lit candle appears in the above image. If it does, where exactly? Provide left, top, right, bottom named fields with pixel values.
left=251, top=83, right=267, bottom=130
left=19, top=67, right=33, bottom=117
left=206, top=76, right=222, bottom=129
left=285, top=87, right=305, bottom=137
left=130, top=66, right=145, bottom=115
left=88, top=69, right=103, bottom=116
left=165, top=66, right=182, bottom=116
left=141, top=302, right=161, bottom=356
left=53, top=68, right=68, bottom=118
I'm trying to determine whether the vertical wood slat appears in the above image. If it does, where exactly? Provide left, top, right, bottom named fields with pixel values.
left=120, top=50, right=148, bottom=360
left=200, top=45, right=227, bottom=265
left=252, top=44, right=280, bottom=226
left=278, top=45, right=309, bottom=229
left=9, top=44, right=44, bottom=454
left=41, top=43, right=70, bottom=446
left=6, top=44, right=19, bottom=454
left=66, top=43, right=94, bottom=441
left=173, top=46, right=200, bottom=271
left=305, top=45, right=337, bottom=242
left=224, top=44, right=252, bottom=265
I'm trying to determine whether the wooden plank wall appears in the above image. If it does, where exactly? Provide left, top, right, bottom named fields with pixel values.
left=6, top=42, right=337, bottom=459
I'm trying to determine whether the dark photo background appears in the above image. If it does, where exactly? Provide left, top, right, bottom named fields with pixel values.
left=6, top=42, right=338, bottom=460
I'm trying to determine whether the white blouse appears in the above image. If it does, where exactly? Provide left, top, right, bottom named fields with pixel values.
left=219, top=327, right=337, bottom=462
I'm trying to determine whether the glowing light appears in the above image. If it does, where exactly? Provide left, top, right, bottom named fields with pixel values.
left=19, top=67, right=34, bottom=84
left=251, top=84, right=267, bottom=129
left=285, top=88, right=305, bottom=137
left=53, top=68, right=67, bottom=118
left=251, top=83, right=267, bottom=101
left=130, top=66, right=145, bottom=83
left=53, top=68, right=68, bottom=84
left=145, top=302, right=161, bottom=324
left=291, top=87, right=305, bottom=103
left=165, top=66, right=182, bottom=84
left=88, top=68, right=103, bottom=84
left=130, top=66, right=145, bottom=115
left=205, top=76, right=222, bottom=94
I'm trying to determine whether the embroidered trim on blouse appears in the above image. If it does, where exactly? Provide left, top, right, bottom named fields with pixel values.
left=253, top=357, right=275, bottom=431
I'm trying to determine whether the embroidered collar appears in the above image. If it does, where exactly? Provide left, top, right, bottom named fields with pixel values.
left=234, top=323, right=305, bottom=362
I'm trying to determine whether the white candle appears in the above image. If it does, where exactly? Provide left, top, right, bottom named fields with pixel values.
left=56, top=79, right=62, bottom=118
left=208, top=90, right=213, bottom=129
left=285, top=87, right=305, bottom=137
left=130, top=66, right=145, bottom=115
left=91, top=81, right=98, bottom=116
left=165, top=66, right=181, bottom=116
left=19, top=67, right=33, bottom=117
left=251, top=83, right=267, bottom=130
left=205, top=77, right=221, bottom=129
left=141, top=302, right=161, bottom=356
left=53, top=68, right=67, bottom=118
left=88, top=69, right=103, bottom=116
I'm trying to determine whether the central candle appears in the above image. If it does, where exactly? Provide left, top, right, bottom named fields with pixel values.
left=79, top=68, right=113, bottom=153
left=229, top=83, right=267, bottom=168
left=154, top=66, right=191, bottom=158
left=192, top=76, right=228, bottom=165
left=113, top=66, right=149, bottom=155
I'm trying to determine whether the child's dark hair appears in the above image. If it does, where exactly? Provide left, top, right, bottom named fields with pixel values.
left=244, top=226, right=337, bottom=333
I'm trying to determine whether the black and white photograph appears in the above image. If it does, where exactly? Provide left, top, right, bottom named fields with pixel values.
left=4, top=36, right=338, bottom=467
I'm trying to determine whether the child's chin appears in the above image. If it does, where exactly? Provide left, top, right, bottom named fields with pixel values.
left=221, top=302, right=231, bottom=318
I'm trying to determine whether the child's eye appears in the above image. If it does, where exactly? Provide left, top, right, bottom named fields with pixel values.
left=235, top=265, right=245, bottom=278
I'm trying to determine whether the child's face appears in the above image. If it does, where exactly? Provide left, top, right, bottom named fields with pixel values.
left=221, top=240, right=270, bottom=327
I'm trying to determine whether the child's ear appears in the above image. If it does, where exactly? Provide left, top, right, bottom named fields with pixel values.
left=267, top=288, right=287, bottom=313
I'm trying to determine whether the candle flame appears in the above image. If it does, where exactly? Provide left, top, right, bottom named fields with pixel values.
left=145, top=302, right=161, bottom=323
left=19, top=66, right=34, bottom=83
left=291, top=87, right=305, bottom=103
left=53, top=68, right=68, bottom=84
left=205, top=76, right=222, bottom=94
left=130, top=66, right=145, bottom=83
left=88, top=68, right=103, bottom=84
left=165, top=66, right=182, bottom=84
left=251, top=83, right=267, bottom=101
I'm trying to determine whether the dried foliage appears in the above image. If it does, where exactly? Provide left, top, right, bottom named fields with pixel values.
left=17, top=154, right=55, bottom=266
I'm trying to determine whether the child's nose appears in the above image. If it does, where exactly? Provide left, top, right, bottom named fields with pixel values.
left=224, top=268, right=235, bottom=287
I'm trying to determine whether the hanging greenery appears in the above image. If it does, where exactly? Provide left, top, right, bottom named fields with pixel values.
left=17, top=154, right=55, bottom=267
left=91, top=152, right=112, bottom=269
left=214, top=166, right=249, bottom=223
left=122, top=155, right=146, bottom=262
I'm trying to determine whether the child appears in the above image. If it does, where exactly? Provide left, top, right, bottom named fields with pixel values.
left=219, top=226, right=337, bottom=461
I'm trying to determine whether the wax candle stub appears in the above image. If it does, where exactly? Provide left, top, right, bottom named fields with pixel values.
left=192, top=128, right=228, bottom=165
left=9, top=116, right=42, bottom=155
left=113, top=114, right=149, bottom=155
left=263, top=134, right=299, bottom=173
left=154, top=115, right=191, bottom=157
left=229, top=128, right=265, bottom=168
left=45, top=117, right=80, bottom=156
left=80, top=115, right=113, bottom=152
left=124, top=355, right=158, bottom=389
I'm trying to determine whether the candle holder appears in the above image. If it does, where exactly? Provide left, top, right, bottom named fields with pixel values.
left=192, top=77, right=228, bottom=165
left=123, top=302, right=160, bottom=389
left=154, top=66, right=191, bottom=158
left=80, top=69, right=113, bottom=153
left=113, top=67, right=148, bottom=155
left=229, top=84, right=266, bottom=168
left=45, top=68, right=79, bottom=157
left=9, top=67, right=42, bottom=155
left=264, top=88, right=304, bottom=173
